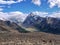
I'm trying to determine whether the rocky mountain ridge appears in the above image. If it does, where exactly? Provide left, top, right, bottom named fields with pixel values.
left=23, top=13, right=60, bottom=34
left=0, top=20, right=29, bottom=33
left=0, top=12, right=60, bottom=34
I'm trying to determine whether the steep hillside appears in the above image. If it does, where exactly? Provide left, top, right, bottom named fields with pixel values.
left=23, top=13, right=60, bottom=34
left=0, top=20, right=29, bottom=33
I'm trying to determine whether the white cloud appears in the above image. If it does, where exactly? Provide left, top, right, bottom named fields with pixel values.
left=31, top=11, right=48, bottom=17
left=0, top=11, right=28, bottom=23
left=8, top=11, right=28, bottom=22
left=48, top=12, right=60, bottom=18
left=31, top=11, right=60, bottom=18
left=48, top=0, right=60, bottom=8
left=32, top=0, right=41, bottom=6
left=0, top=12, right=9, bottom=20
left=0, top=0, right=23, bottom=4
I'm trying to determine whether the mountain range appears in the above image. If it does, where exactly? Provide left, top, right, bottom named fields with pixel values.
left=0, top=20, right=29, bottom=33
left=23, top=12, right=60, bottom=34
left=0, top=12, right=60, bottom=34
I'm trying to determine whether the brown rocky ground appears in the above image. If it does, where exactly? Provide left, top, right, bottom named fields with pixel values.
left=0, top=32, right=60, bottom=45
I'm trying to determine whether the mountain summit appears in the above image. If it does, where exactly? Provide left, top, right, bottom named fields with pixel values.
left=23, top=12, right=60, bottom=34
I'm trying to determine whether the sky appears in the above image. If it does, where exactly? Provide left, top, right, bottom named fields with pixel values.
left=0, top=0, right=60, bottom=13
left=0, top=0, right=60, bottom=21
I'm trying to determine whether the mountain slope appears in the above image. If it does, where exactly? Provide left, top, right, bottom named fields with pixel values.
left=23, top=13, right=60, bottom=34
left=0, top=20, right=29, bottom=33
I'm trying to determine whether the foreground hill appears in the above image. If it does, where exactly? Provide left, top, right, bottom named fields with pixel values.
left=0, top=32, right=60, bottom=45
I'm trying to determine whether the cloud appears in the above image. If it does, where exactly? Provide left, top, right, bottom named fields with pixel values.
left=8, top=11, right=28, bottom=22
left=31, top=11, right=60, bottom=18
left=0, top=11, right=28, bottom=23
left=0, top=12, right=9, bottom=20
left=48, top=0, right=60, bottom=8
left=32, top=0, right=41, bottom=6
left=32, top=11, right=48, bottom=17
left=0, top=0, right=23, bottom=4
left=48, top=12, right=60, bottom=18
